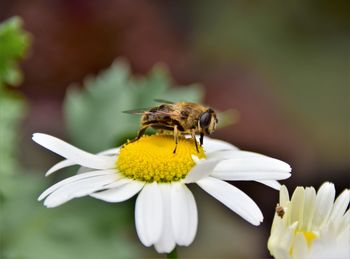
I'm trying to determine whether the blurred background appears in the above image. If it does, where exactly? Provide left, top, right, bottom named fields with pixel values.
left=0, top=1, right=349, bottom=258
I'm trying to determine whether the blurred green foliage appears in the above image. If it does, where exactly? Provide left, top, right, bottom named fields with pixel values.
left=0, top=16, right=29, bottom=179
left=0, top=94, right=24, bottom=180
left=64, top=60, right=203, bottom=152
left=0, top=17, right=30, bottom=88
left=0, top=16, right=29, bottom=186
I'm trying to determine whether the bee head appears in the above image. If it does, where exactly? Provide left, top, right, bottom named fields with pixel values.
left=199, top=108, right=218, bottom=135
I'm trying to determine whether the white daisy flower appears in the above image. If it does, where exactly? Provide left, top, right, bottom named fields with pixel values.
left=33, top=133, right=291, bottom=253
left=268, top=183, right=350, bottom=259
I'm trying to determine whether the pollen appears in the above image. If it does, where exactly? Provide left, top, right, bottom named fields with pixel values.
left=117, top=135, right=206, bottom=182
left=290, top=230, right=318, bottom=255
left=302, top=231, right=318, bottom=247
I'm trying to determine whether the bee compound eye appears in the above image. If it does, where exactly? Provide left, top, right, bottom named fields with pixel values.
left=199, top=112, right=211, bottom=128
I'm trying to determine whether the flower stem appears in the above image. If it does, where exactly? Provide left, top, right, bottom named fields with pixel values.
left=167, top=248, right=178, bottom=259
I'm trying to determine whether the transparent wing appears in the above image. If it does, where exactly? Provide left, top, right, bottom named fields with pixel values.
left=122, top=108, right=150, bottom=115
left=153, top=99, right=174, bottom=104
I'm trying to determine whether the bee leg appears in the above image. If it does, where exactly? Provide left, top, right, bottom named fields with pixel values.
left=173, top=125, right=178, bottom=154
left=136, top=126, right=149, bottom=140
left=191, top=129, right=199, bottom=153
left=200, top=133, right=204, bottom=146
left=129, top=126, right=148, bottom=143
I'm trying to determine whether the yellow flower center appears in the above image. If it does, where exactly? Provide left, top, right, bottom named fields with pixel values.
left=117, top=135, right=206, bottom=182
left=302, top=231, right=317, bottom=247
left=290, top=230, right=318, bottom=255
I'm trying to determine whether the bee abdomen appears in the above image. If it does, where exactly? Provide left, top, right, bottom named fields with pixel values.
left=144, top=119, right=185, bottom=131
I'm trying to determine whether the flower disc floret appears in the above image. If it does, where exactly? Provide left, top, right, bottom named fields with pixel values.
left=117, top=135, right=206, bottom=182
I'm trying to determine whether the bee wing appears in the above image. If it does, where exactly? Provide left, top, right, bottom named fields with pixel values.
left=153, top=99, right=174, bottom=104
left=151, top=110, right=182, bottom=120
left=122, top=108, right=150, bottom=115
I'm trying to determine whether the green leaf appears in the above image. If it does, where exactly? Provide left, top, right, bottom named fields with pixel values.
left=0, top=16, right=31, bottom=88
left=0, top=92, right=25, bottom=178
left=64, top=60, right=203, bottom=152
left=0, top=16, right=29, bottom=182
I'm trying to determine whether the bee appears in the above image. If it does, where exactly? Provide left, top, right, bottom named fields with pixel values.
left=124, top=100, right=218, bottom=153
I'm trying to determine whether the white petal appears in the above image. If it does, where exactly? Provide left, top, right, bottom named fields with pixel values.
left=338, top=209, right=350, bottom=235
left=256, top=180, right=281, bottom=190
left=90, top=180, right=144, bottom=202
left=38, top=169, right=117, bottom=201
left=171, top=183, right=198, bottom=246
left=202, top=150, right=244, bottom=161
left=279, top=185, right=290, bottom=207
left=293, top=232, right=308, bottom=259
left=301, top=187, right=316, bottom=231
left=268, top=219, right=297, bottom=258
left=213, top=171, right=291, bottom=181
left=45, top=159, right=77, bottom=176
left=289, top=187, right=305, bottom=228
left=43, top=174, right=118, bottom=207
left=211, top=155, right=291, bottom=181
left=135, top=182, right=163, bottom=247
left=183, top=157, right=222, bottom=183
left=32, top=133, right=116, bottom=169
left=103, top=178, right=132, bottom=188
left=154, top=184, right=176, bottom=253
left=97, top=147, right=120, bottom=156
left=329, top=189, right=350, bottom=224
left=197, top=177, right=263, bottom=225
left=285, top=222, right=299, bottom=253
left=76, top=149, right=120, bottom=174
left=334, top=219, right=349, bottom=248
left=46, top=148, right=120, bottom=176
left=203, top=137, right=238, bottom=153
left=206, top=150, right=274, bottom=160
left=313, top=182, right=335, bottom=229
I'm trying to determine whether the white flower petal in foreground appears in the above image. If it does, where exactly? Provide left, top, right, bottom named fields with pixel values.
left=268, top=183, right=350, bottom=259
left=33, top=133, right=291, bottom=253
